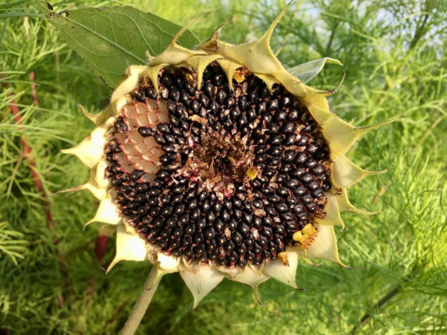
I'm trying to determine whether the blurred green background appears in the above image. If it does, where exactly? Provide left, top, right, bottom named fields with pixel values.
left=1, top=0, right=446, bottom=334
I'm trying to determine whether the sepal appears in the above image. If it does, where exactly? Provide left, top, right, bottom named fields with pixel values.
left=332, top=154, right=388, bottom=189
left=222, top=265, right=269, bottom=306
left=106, top=225, right=148, bottom=274
left=262, top=251, right=299, bottom=289
left=315, top=193, right=345, bottom=228
left=85, top=194, right=122, bottom=228
left=61, top=121, right=113, bottom=168
left=297, top=224, right=347, bottom=268
left=180, top=262, right=224, bottom=309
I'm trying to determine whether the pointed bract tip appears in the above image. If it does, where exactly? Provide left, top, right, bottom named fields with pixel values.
left=83, top=220, right=95, bottom=231
left=171, top=13, right=202, bottom=46
left=211, top=16, right=233, bottom=41
left=77, top=104, right=98, bottom=123
left=274, top=38, right=289, bottom=56
left=261, top=1, right=292, bottom=42
left=252, top=286, right=266, bottom=307
left=145, top=50, right=154, bottom=62
left=322, top=71, right=346, bottom=96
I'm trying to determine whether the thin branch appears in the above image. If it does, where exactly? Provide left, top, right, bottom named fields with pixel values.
left=325, top=20, right=340, bottom=56
left=120, top=267, right=161, bottom=335
left=350, top=285, right=401, bottom=334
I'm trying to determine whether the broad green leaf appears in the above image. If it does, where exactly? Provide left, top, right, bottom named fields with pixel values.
left=288, top=57, right=343, bottom=84
left=35, top=1, right=200, bottom=88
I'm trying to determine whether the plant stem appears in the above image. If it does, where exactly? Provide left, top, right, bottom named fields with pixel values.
left=120, top=266, right=161, bottom=335
left=350, top=285, right=401, bottom=334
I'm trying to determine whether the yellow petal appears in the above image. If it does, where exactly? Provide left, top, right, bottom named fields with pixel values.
left=85, top=194, right=121, bottom=228
left=336, top=188, right=383, bottom=215
left=273, top=71, right=306, bottom=98
left=150, top=15, right=205, bottom=67
left=110, top=65, right=148, bottom=103
left=262, top=251, right=299, bottom=289
left=95, top=159, right=111, bottom=189
left=179, top=262, right=224, bottom=309
left=315, top=193, right=345, bottom=228
left=78, top=104, right=99, bottom=124
left=61, top=122, right=111, bottom=168
left=106, top=225, right=148, bottom=274
left=185, top=54, right=224, bottom=89
left=147, top=247, right=180, bottom=275
left=325, top=116, right=400, bottom=157
left=298, top=224, right=347, bottom=268
left=332, top=154, right=388, bottom=189
left=254, top=73, right=277, bottom=92
left=143, top=64, right=168, bottom=94
left=223, top=4, right=290, bottom=75
left=222, top=265, right=269, bottom=306
left=216, top=59, right=242, bottom=91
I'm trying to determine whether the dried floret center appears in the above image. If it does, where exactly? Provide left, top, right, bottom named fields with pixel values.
left=104, top=63, right=332, bottom=267
left=179, top=126, right=255, bottom=195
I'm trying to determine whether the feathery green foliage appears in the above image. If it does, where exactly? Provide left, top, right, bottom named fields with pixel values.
left=0, top=0, right=446, bottom=334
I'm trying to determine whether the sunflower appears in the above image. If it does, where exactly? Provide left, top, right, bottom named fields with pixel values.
left=61, top=5, right=394, bottom=333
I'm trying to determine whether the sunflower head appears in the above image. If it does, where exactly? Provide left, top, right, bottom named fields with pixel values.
left=62, top=5, right=394, bottom=308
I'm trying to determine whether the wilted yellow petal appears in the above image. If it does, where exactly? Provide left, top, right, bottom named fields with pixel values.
left=263, top=251, right=299, bottom=289
left=179, top=262, right=224, bottom=309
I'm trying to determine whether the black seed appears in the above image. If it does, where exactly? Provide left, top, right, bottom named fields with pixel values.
left=170, top=87, right=180, bottom=101
left=146, top=87, right=158, bottom=99
left=159, top=86, right=169, bottom=99
left=199, top=94, right=210, bottom=108
left=174, top=203, right=185, bottom=215
left=162, top=74, right=173, bottom=87
left=307, top=180, right=320, bottom=190
left=130, top=170, right=144, bottom=180
left=297, top=135, right=309, bottom=146
left=275, top=203, right=288, bottom=212
left=313, top=164, right=325, bottom=174
left=154, top=134, right=166, bottom=145
left=267, top=99, right=279, bottom=111
left=301, top=173, right=314, bottom=183
left=134, top=89, right=146, bottom=102
left=307, top=144, right=318, bottom=153
left=207, top=211, right=216, bottom=223
left=204, top=82, right=214, bottom=98
left=181, top=92, right=192, bottom=105
left=263, top=217, right=273, bottom=226
left=231, top=107, right=241, bottom=120
left=248, top=90, right=259, bottom=104
left=114, top=119, right=128, bottom=133
left=265, top=206, right=277, bottom=216
left=286, top=178, right=299, bottom=188
left=159, top=154, right=172, bottom=165
left=174, top=76, right=185, bottom=89
left=269, top=145, right=282, bottom=156
left=212, top=73, right=225, bottom=86
left=185, top=100, right=198, bottom=114
left=158, top=123, right=171, bottom=134
left=280, top=95, right=292, bottom=108
left=185, top=82, right=196, bottom=96
left=281, top=122, right=296, bottom=134
left=312, top=188, right=324, bottom=198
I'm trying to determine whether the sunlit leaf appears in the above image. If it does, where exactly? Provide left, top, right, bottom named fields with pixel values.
left=35, top=0, right=200, bottom=87
left=288, top=57, right=343, bottom=83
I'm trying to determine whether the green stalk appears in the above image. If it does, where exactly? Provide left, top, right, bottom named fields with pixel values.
left=120, top=267, right=161, bottom=335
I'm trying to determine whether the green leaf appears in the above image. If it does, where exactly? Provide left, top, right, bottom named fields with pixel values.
left=288, top=57, right=343, bottom=84
left=35, top=1, right=200, bottom=88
